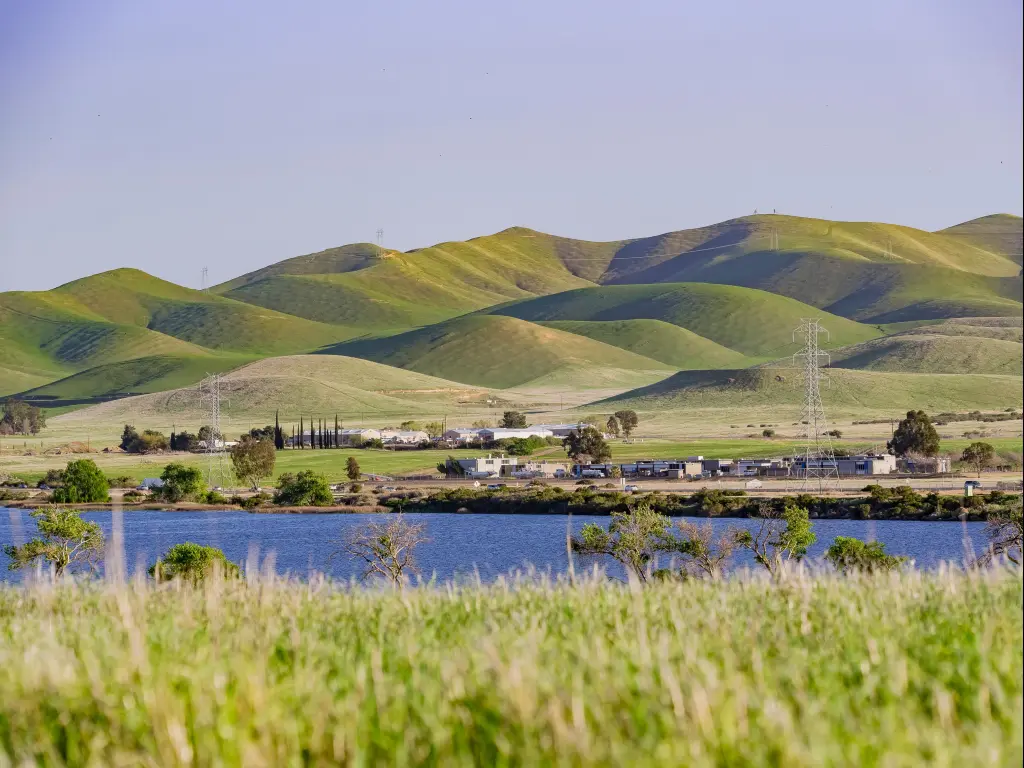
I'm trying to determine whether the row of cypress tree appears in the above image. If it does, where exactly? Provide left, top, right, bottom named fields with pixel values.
left=288, top=414, right=344, bottom=450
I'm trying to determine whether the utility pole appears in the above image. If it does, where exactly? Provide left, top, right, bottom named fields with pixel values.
left=793, top=319, right=839, bottom=492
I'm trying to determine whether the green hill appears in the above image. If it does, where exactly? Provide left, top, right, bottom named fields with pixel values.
left=213, top=230, right=606, bottom=328
left=829, top=334, right=1022, bottom=375
left=485, top=283, right=881, bottom=357
left=323, top=315, right=675, bottom=389
left=538, top=319, right=751, bottom=369
left=599, top=215, right=1023, bottom=322
left=14, top=353, right=252, bottom=407
left=937, top=214, right=1023, bottom=266
left=599, top=367, right=1023, bottom=414
left=51, top=355, right=492, bottom=427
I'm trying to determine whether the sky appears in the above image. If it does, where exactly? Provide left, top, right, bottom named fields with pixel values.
left=1, top=0, right=1021, bottom=292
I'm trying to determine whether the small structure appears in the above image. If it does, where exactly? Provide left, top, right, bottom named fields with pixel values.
left=339, top=428, right=382, bottom=446
left=512, top=460, right=570, bottom=479
left=478, top=427, right=554, bottom=442
left=380, top=429, right=429, bottom=445
left=140, top=477, right=164, bottom=489
left=455, top=454, right=519, bottom=478
left=441, top=428, right=485, bottom=445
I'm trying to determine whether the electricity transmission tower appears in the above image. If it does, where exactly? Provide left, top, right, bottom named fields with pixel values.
left=198, top=373, right=227, bottom=486
left=201, top=266, right=209, bottom=292
left=376, top=228, right=384, bottom=255
left=793, top=319, right=839, bottom=491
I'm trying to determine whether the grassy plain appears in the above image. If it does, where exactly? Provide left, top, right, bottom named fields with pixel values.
left=0, top=570, right=1020, bottom=765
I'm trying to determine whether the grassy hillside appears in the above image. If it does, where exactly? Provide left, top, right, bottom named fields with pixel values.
left=830, top=334, right=1022, bottom=375
left=214, top=229, right=607, bottom=327
left=599, top=367, right=1023, bottom=413
left=486, top=283, right=881, bottom=357
left=14, top=353, right=253, bottom=407
left=539, top=319, right=752, bottom=369
left=938, top=214, right=1023, bottom=266
left=50, top=355, right=491, bottom=430
left=601, top=216, right=1023, bottom=322
left=324, top=315, right=675, bottom=389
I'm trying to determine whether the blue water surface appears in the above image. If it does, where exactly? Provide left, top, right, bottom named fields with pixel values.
left=1, top=509, right=987, bottom=582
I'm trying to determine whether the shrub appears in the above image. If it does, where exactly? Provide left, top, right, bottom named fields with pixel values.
left=149, top=543, right=240, bottom=583
left=275, top=471, right=333, bottom=506
left=156, top=463, right=207, bottom=503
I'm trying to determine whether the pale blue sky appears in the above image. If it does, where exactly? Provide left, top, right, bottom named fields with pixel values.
left=1, top=0, right=1021, bottom=291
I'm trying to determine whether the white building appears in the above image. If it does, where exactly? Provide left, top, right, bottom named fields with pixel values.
left=479, top=427, right=554, bottom=442
left=455, top=454, right=519, bottom=478
left=533, top=423, right=592, bottom=437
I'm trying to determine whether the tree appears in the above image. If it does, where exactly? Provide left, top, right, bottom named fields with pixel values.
left=338, top=515, right=429, bottom=588
left=672, top=520, right=740, bottom=579
left=346, top=456, right=361, bottom=480
left=198, top=425, right=221, bottom=446
left=174, top=431, right=198, bottom=452
left=613, top=410, right=639, bottom=439
left=980, top=501, right=1022, bottom=566
left=3, top=507, right=104, bottom=576
left=275, top=471, right=332, bottom=506
left=52, top=459, right=109, bottom=503
left=149, top=542, right=239, bottom=583
left=502, top=436, right=546, bottom=456
left=423, top=421, right=444, bottom=438
left=824, top=536, right=906, bottom=573
left=570, top=504, right=676, bottom=583
left=438, top=457, right=466, bottom=477
left=605, top=415, right=620, bottom=438
left=274, top=411, right=285, bottom=450
left=500, top=410, right=527, bottom=428
left=735, top=502, right=816, bottom=576
left=562, top=426, right=611, bottom=463
left=887, top=410, right=940, bottom=457
left=471, top=419, right=492, bottom=429
left=961, top=442, right=995, bottom=477
left=120, top=424, right=139, bottom=452
left=247, top=425, right=276, bottom=442
left=157, top=463, right=207, bottom=502
left=0, top=398, right=45, bottom=435
left=230, top=436, right=276, bottom=489
left=400, top=420, right=421, bottom=430
left=762, top=428, right=776, bottom=438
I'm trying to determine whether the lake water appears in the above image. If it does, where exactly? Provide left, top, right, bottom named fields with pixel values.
left=1, top=509, right=989, bottom=582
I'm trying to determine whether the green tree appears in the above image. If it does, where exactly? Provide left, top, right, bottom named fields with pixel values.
left=198, top=425, right=221, bottom=446
left=230, top=436, right=276, bottom=489
left=825, top=536, right=906, bottom=573
left=887, top=410, right=940, bottom=457
left=500, top=410, right=528, bottom=428
left=570, top=504, right=676, bottom=583
left=735, top=502, right=816, bottom=576
left=605, top=415, right=620, bottom=437
left=961, top=442, right=996, bottom=477
left=149, top=542, right=240, bottom=583
left=502, top=436, right=546, bottom=456
left=3, top=507, right=104, bottom=576
left=562, top=426, right=611, bottom=463
left=0, top=398, right=45, bottom=435
left=274, top=410, right=285, bottom=450
left=613, top=410, right=639, bottom=439
left=52, top=459, right=109, bottom=503
left=346, top=456, right=361, bottom=480
left=762, top=428, right=776, bottom=438
left=275, top=471, right=332, bottom=506
left=120, top=424, right=139, bottom=452
left=157, top=463, right=207, bottom=502
left=423, top=421, right=444, bottom=438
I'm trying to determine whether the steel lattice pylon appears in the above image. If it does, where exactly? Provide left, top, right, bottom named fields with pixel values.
left=198, top=373, right=227, bottom=487
left=793, top=319, right=839, bottom=491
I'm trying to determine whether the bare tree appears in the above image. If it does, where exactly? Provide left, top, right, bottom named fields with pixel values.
left=674, top=520, right=739, bottom=579
left=979, top=501, right=1022, bottom=566
left=338, top=515, right=429, bottom=588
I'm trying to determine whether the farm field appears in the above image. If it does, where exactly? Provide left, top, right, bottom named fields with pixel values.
left=0, top=570, right=1019, bottom=765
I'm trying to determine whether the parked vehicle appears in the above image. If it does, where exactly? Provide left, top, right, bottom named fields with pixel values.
left=624, top=484, right=641, bottom=493
left=486, top=483, right=507, bottom=490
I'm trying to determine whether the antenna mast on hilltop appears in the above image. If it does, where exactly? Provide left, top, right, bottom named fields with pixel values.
left=376, top=228, right=385, bottom=256
left=198, top=373, right=227, bottom=486
left=793, top=319, right=839, bottom=492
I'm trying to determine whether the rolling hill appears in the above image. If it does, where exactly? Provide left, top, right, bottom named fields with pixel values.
left=598, top=367, right=1023, bottom=414
left=537, top=319, right=751, bottom=369
left=50, top=355, right=493, bottom=427
left=322, top=315, right=676, bottom=389
left=483, top=283, right=882, bottom=357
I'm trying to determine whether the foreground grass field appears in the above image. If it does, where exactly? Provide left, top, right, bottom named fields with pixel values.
left=0, top=570, right=1020, bottom=765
